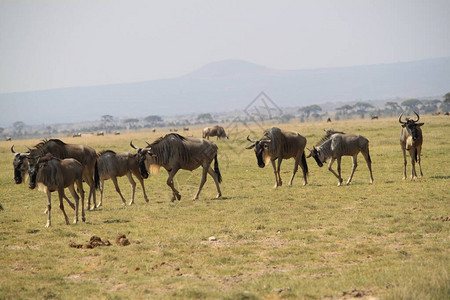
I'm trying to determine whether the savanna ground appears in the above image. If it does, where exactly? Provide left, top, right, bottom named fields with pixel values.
left=0, top=116, right=449, bottom=299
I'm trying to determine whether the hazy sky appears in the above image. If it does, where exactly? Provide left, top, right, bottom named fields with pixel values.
left=1, top=0, right=449, bottom=93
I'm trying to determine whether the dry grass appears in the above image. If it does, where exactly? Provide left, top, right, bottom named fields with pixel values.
left=0, top=116, right=449, bottom=299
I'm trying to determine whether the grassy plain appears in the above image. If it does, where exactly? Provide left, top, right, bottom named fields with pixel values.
left=0, top=116, right=449, bottom=299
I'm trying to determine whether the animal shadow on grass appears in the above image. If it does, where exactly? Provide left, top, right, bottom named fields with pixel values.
left=430, top=175, right=450, bottom=180
left=103, top=219, right=130, bottom=224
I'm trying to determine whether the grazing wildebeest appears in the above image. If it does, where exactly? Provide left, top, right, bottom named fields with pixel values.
left=28, top=154, right=85, bottom=227
left=11, top=146, right=76, bottom=211
left=96, top=150, right=149, bottom=207
left=97, top=131, right=104, bottom=136
left=183, top=127, right=189, bottom=131
left=327, top=117, right=332, bottom=123
left=130, top=133, right=222, bottom=201
left=73, top=133, right=82, bottom=137
left=371, top=115, right=379, bottom=120
left=246, top=127, right=308, bottom=188
left=152, top=128, right=156, bottom=133
left=399, top=112, right=424, bottom=180
left=6, top=137, right=12, bottom=141
left=25, top=139, right=99, bottom=210
left=203, top=125, right=228, bottom=140
left=307, top=131, right=374, bottom=186
left=115, top=131, right=121, bottom=135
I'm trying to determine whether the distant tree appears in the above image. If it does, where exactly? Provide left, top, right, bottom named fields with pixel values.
left=279, top=114, right=295, bottom=123
left=298, top=105, right=322, bottom=120
left=101, top=115, right=114, bottom=133
left=422, top=99, right=442, bottom=113
left=124, top=118, right=139, bottom=129
left=353, top=102, right=374, bottom=118
left=144, top=115, right=163, bottom=125
left=0, top=127, right=4, bottom=135
left=197, top=113, right=214, bottom=123
left=441, top=93, right=450, bottom=112
left=13, top=121, right=25, bottom=136
left=336, top=105, right=353, bottom=116
left=444, top=92, right=450, bottom=103
left=401, top=99, right=422, bottom=113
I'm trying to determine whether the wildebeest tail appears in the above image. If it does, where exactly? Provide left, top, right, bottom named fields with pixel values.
left=94, top=161, right=100, bottom=189
left=214, top=154, right=222, bottom=183
left=301, top=152, right=308, bottom=174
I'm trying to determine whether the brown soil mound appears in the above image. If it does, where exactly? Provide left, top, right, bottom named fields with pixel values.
left=116, top=233, right=130, bottom=246
left=69, top=236, right=112, bottom=249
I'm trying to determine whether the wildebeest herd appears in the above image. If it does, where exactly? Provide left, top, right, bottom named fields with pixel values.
left=10, top=115, right=424, bottom=227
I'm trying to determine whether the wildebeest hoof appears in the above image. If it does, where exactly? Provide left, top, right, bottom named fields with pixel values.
left=128, top=201, right=135, bottom=206
left=176, top=194, right=181, bottom=201
left=82, top=217, right=86, bottom=222
left=216, top=193, right=222, bottom=198
left=73, top=219, right=78, bottom=224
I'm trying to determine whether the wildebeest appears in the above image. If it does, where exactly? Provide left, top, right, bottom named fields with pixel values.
left=115, top=131, right=121, bottom=135
left=96, top=150, right=149, bottom=207
left=11, top=145, right=76, bottom=211
left=371, top=115, right=379, bottom=120
left=28, top=154, right=85, bottom=227
left=5, top=136, right=12, bottom=141
left=25, top=139, right=99, bottom=210
left=203, top=125, right=228, bottom=140
left=183, top=127, right=189, bottom=131
left=246, top=127, right=308, bottom=188
left=73, top=133, right=82, bottom=137
left=307, top=131, right=374, bottom=186
left=97, top=131, right=104, bottom=136
left=327, top=117, right=332, bottom=123
left=399, top=112, right=424, bottom=180
left=130, top=133, right=222, bottom=201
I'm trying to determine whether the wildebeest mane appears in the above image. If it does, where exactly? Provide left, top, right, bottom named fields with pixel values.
left=149, top=133, right=191, bottom=166
left=315, top=130, right=344, bottom=147
left=33, top=139, right=69, bottom=158
left=263, top=127, right=289, bottom=154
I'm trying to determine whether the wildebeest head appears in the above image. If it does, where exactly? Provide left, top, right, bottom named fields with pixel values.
left=306, top=146, right=325, bottom=167
left=399, top=112, right=424, bottom=141
left=246, top=135, right=271, bottom=168
left=28, top=157, right=43, bottom=190
left=11, top=145, right=30, bottom=184
left=130, top=141, right=155, bottom=179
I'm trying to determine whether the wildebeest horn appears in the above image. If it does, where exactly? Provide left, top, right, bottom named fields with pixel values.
left=398, top=112, right=406, bottom=124
left=246, top=135, right=256, bottom=143
left=11, top=145, right=17, bottom=154
left=413, top=111, right=420, bottom=122
left=130, top=140, right=137, bottom=149
left=146, top=141, right=151, bottom=147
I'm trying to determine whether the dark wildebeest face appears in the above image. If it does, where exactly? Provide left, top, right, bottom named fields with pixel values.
left=399, top=112, right=424, bottom=141
left=28, top=157, right=45, bottom=190
left=307, top=146, right=325, bottom=167
left=11, top=146, right=30, bottom=184
left=246, top=136, right=271, bottom=168
left=130, top=141, right=155, bottom=179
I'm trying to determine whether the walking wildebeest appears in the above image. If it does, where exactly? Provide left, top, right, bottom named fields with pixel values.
left=96, top=150, right=149, bottom=207
left=246, top=127, right=308, bottom=188
left=307, top=131, right=374, bottom=186
left=25, top=139, right=99, bottom=210
left=203, top=125, right=228, bottom=140
left=28, top=154, right=85, bottom=227
left=130, top=133, right=222, bottom=201
left=399, top=112, right=424, bottom=180
left=11, top=146, right=76, bottom=211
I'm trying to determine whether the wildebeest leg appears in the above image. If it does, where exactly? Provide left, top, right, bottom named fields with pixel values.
left=288, top=159, right=298, bottom=186
left=408, top=149, right=417, bottom=180
left=67, top=184, right=80, bottom=224
left=362, top=150, right=374, bottom=184
left=327, top=158, right=343, bottom=186
left=417, top=145, right=423, bottom=177
left=83, top=171, right=96, bottom=211
left=111, top=176, right=127, bottom=206
left=167, top=167, right=181, bottom=201
left=125, top=172, right=136, bottom=205
left=401, top=146, right=407, bottom=180
left=76, top=180, right=86, bottom=222
left=45, top=191, right=52, bottom=228
left=57, top=188, right=70, bottom=226
left=44, top=191, right=74, bottom=214
left=346, top=155, right=358, bottom=185
left=193, top=166, right=209, bottom=200
left=271, top=160, right=280, bottom=188
left=98, top=179, right=104, bottom=208
left=207, top=167, right=222, bottom=198
left=132, top=169, right=149, bottom=203
left=277, top=158, right=283, bottom=186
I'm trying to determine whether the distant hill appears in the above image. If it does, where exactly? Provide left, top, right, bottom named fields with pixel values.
left=1, top=57, right=449, bottom=126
